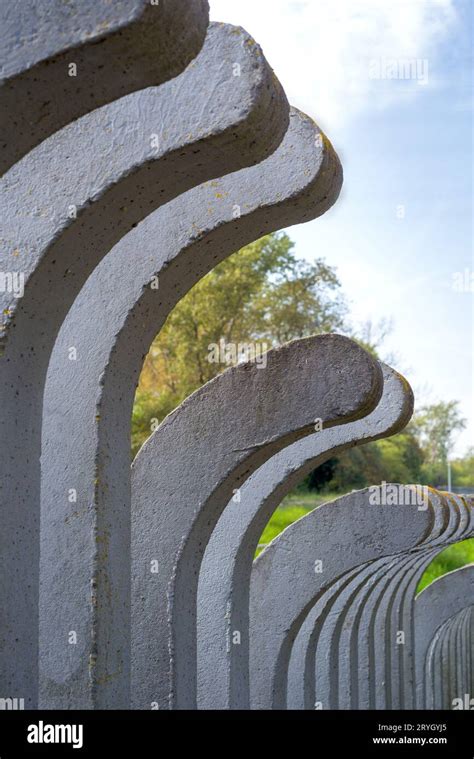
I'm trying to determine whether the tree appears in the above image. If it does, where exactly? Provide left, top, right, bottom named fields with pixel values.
left=306, top=432, right=424, bottom=493
left=451, top=448, right=474, bottom=488
left=409, top=401, right=466, bottom=484
left=350, top=317, right=396, bottom=364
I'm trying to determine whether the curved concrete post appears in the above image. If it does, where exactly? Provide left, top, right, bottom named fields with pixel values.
left=1, top=22, right=290, bottom=707
left=1, top=22, right=288, bottom=352
left=249, top=487, right=466, bottom=709
left=432, top=607, right=474, bottom=709
left=290, top=552, right=434, bottom=710
left=287, top=563, right=369, bottom=710
left=197, top=363, right=413, bottom=709
left=436, top=608, right=472, bottom=709
left=39, top=107, right=342, bottom=709
left=414, top=565, right=474, bottom=708
left=288, top=553, right=421, bottom=709
left=300, top=552, right=430, bottom=709
left=131, top=334, right=383, bottom=709
left=373, top=556, right=429, bottom=711
left=339, top=554, right=421, bottom=710
left=249, top=487, right=434, bottom=709
left=392, top=493, right=473, bottom=709
left=426, top=619, right=451, bottom=710
left=456, top=608, right=473, bottom=706
left=313, top=555, right=404, bottom=710
left=339, top=492, right=472, bottom=710
left=379, top=493, right=473, bottom=709
left=321, top=552, right=443, bottom=710
left=454, top=608, right=473, bottom=706
left=287, top=492, right=472, bottom=710
left=0, top=0, right=210, bottom=173
left=371, top=553, right=437, bottom=710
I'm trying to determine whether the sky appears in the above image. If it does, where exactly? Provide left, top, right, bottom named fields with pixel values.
left=210, top=0, right=473, bottom=457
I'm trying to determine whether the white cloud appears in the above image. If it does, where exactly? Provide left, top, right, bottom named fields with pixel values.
left=210, top=0, right=458, bottom=130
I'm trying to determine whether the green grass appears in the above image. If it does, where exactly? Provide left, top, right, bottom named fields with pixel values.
left=256, top=492, right=474, bottom=590
left=417, top=538, right=474, bottom=592
left=256, top=492, right=329, bottom=556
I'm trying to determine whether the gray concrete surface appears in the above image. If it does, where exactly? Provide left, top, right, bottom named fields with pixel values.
left=1, top=21, right=289, bottom=708
left=414, top=565, right=474, bottom=708
left=39, top=106, right=341, bottom=709
left=197, top=363, right=413, bottom=709
left=131, top=335, right=383, bottom=709
left=249, top=488, right=472, bottom=709
left=0, top=0, right=210, bottom=173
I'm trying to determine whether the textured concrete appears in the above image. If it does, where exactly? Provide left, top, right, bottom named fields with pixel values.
left=0, top=0, right=210, bottom=173
left=288, top=492, right=473, bottom=710
left=287, top=490, right=472, bottom=709
left=249, top=487, right=472, bottom=709
left=287, top=563, right=369, bottom=709
left=339, top=493, right=472, bottom=710
left=391, top=493, right=473, bottom=709
left=424, top=606, right=473, bottom=710
left=3, top=0, right=465, bottom=716
left=39, top=107, right=341, bottom=709
left=309, top=553, right=434, bottom=709
left=1, top=22, right=290, bottom=708
left=197, top=363, right=413, bottom=709
left=131, top=335, right=383, bottom=709
left=313, top=555, right=404, bottom=709
left=414, top=565, right=474, bottom=708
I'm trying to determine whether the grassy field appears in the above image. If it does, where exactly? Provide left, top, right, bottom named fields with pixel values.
left=256, top=492, right=474, bottom=592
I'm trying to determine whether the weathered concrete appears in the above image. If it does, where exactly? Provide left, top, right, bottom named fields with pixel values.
left=0, top=0, right=210, bottom=173
left=432, top=607, right=471, bottom=710
left=249, top=487, right=470, bottom=709
left=287, top=492, right=472, bottom=710
left=250, top=490, right=429, bottom=709
left=287, top=553, right=420, bottom=709
left=343, top=493, right=472, bottom=710
left=414, top=565, right=474, bottom=708
left=392, top=493, right=473, bottom=709
left=300, top=553, right=425, bottom=709
left=287, top=492, right=473, bottom=710
left=338, top=555, right=411, bottom=709
left=372, top=493, right=473, bottom=710
left=1, top=22, right=290, bottom=708
left=371, top=554, right=435, bottom=709
left=287, top=491, right=473, bottom=709
left=287, top=562, right=366, bottom=710
left=131, top=335, right=383, bottom=709
left=427, top=606, right=474, bottom=709
left=368, top=496, right=472, bottom=710
left=197, top=363, right=413, bottom=709
left=326, top=554, right=437, bottom=709
left=4, top=0, right=465, bottom=715
left=39, top=107, right=341, bottom=709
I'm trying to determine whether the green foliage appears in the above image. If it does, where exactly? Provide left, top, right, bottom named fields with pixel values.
left=304, top=400, right=470, bottom=494
left=131, top=389, right=177, bottom=458
left=250, top=257, right=346, bottom=343
left=409, top=400, right=467, bottom=484
left=306, top=432, right=424, bottom=493
left=451, top=447, right=474, bottom=487
left=324, top=442, right=386, bottom=491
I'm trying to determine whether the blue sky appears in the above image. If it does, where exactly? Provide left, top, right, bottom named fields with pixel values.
left=211, top=0, right=473, bottom=456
